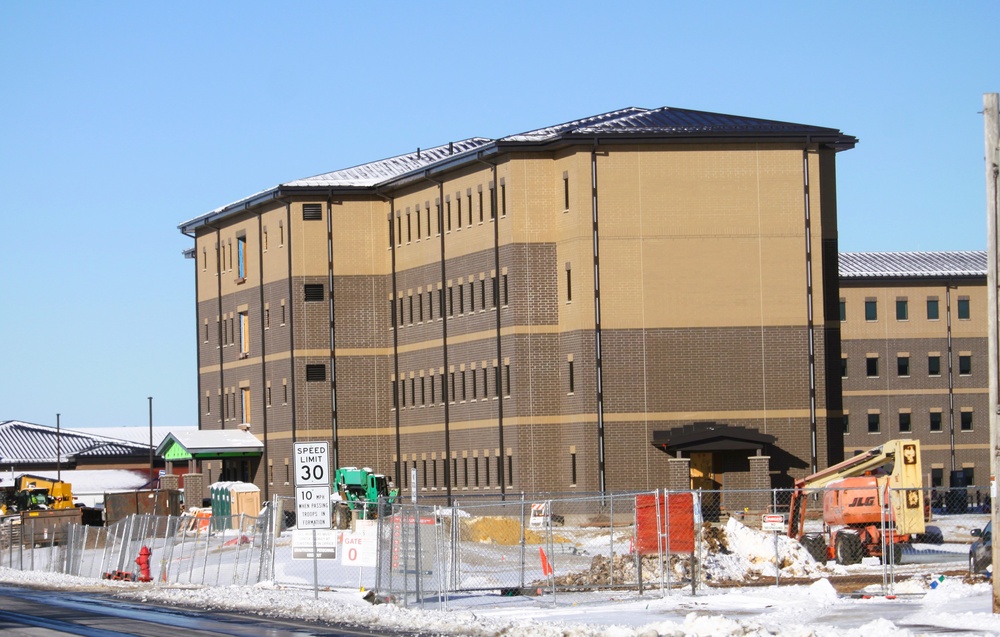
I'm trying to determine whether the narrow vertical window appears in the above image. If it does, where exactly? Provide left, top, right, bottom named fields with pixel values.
left=406, top=210, right=412, bottom=242
left=463, top=457, right=469, bottom=486
left=418, top=293, right=424, bottom=322
left=241, top=387, right=251, bottom=424
left=456, top=196, right=462, bottom=228
left=416, top=206, right=421, bottom=239
left=504, top=362, right=511, bottom=397
left=458, top=284, right=465, bottom=314
left=205, top=394, right=211, bottom=415
left=501, top=181, right=507, bottom=217
left=448, top=286, right=454, bottom=316
left=566, top=264, right=572, bottom=302
left=502, top=273, right=509, bottom=306
left=471, top=368, right=477, bottom=398
left=958, top=297, right=970, bottom=319
left=865, top=299, right=878, bottom=321
left=468, top=281, right=475, bottom=312
left=482, top=368, right=488, bottom=398
left=264, top=307, right=270, bottom=330
left=282, top=381, right=288, bottom=404
left=429, top=375, right=436, bottom=404
left=489, top=184, right=496, bottom=220
left=398, top=298, right=404, bottom=327
left=480, top=279, right=486, bottom=310
left=408, top=294, right=413, bottom=324
left=568, top=359, right=575, bottom=393
left=239, top=311, right=250, bottom=356
left=420, top=376, right=426, bottom=405
left=425, top=206, right=431, bottom=237
left=467, top=192, right=473, bottom=225
left=447, top=200, right=452, bottom=231
left=397, top=216, right=402, bottom=246
left=478, top=188, right=484, bottom=223
left=571, top=450, right=577, bottom=484
left=461, top=370, right=467, bottom=401
left=474, top=457, right=480, bottom=487
left=563, top=172, right=570, bottom=210
left=507, top=454, right=513, bottom=486
left=449, top=371, right=456, bottom=403
left=435, top=203, right=441, bottom=235
left=484, top=453, right=490, bottom=485
left=392, top=378, right=398, bottom=409
left=491, top=275, right=497, bottom=308
left=390, top=300, right=396, bottom=328
left=839, top=299, right=846, bottom=321
left=493, top=365, right=500, bottom=397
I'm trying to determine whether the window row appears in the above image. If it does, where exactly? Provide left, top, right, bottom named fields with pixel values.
left=399, top=452, right=513, bottom=490
left=843, top=353, right=972, bottom=378
left=394, top=362, right=512, bottom=409
left=391, top=181, right=507, bottom=247
left=840, top=296, right=971, bottom=322
left=205, top=381, right=290, bottom=418
left=202, top=226, right=288, bottom=277
left=206, top=302, right=287, bottom=351
left=845, top=408, right=976, bottom=434
left=392, top=273, right=509, bottom=328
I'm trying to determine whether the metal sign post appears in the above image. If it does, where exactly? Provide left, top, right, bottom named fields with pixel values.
left=293, top=441, right=331, bottom=599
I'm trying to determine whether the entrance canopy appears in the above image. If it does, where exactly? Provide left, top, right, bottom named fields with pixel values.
left=652, top=422, right=775, bottom=454
left=156, top=429, right=263, bottom=461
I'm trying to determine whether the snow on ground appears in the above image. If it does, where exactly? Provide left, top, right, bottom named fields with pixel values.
left=2, top=514, right=998, bottom=636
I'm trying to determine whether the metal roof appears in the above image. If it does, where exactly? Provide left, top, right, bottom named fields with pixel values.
left=179, top=106, right=856, bottom=234
left=839, top=251, right=986, bottom=279
left=155, top=429, right=263, bottom=457
left=0, top=420, right=152, bottom=464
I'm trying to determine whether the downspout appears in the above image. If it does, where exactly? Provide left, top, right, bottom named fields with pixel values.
left=375, top=191, right=403, bottom=488
left=475, top=156, right=506, bottom=495
left=185, top=231, right=203, bottom=432
left=325, top=193, right=342, bottom=471
left=205, top=222, right=226, bottom=431
left=421, top=172, right=453, bottom=505
left=591, top=142, right=607, bottom=493
left=256, top=212, right=269, bottom=501
left=946, top=283, right=956, bottom=473
left=282, top=200, right=299, bottom=443
left=802, top=144, right=819, bottom=474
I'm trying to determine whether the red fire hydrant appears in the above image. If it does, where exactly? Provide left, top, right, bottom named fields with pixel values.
left=135, top=546, right=152, bottom=582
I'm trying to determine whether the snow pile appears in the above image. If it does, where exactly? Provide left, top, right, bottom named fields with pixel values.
left=702, top=517, right=829, bottom=582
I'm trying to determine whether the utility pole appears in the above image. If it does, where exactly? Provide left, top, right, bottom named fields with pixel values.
left=148, top=397, right=154, bottom=486
left=983, top=92, right=999, bottom=613
left=56, top=413, right=61, bottom=482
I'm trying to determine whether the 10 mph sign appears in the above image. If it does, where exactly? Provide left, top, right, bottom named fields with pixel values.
left=294, top=442, right=331, bottom=530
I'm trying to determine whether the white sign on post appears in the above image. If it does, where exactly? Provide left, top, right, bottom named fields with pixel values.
left=294, top=441, right=331, bottom=530
left=761, top=513, right=786, bottom=532
left=294, top=441, right=330, bottom=486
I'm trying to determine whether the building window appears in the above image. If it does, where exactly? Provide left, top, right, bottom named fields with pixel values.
left=480, top=279, right=486, bottom=311
left=473, top=457, right=480, bottom=487
left=502, top=273, right=509, bottom=306
left=448, top=286, right=454, bottom=316
left=408, top=294, right=413, bottom=324
left=458, top=284, right=464, bottom=314
left=501, top=181, right=507, bottom=217
left=867, top=413, right=880, bottom=433
left=304, top=284, right=325, bottom=302
left=241, top=387, right=251, bottom=424
left=865, top=299, right=878, bottom=321
left=507, top=454, right=513, bottom=486
left=461, top=370, right=467, bottom=401
left=478, top=189, right=484, bottom=223
left=959, top=355, right=972, bottom=376
left=504, top=363, right=511, bottom=397
left=896, top=299, right=908, bottom=321
left=456, top=196, right=462, bottom=229
left=484, top=453, right=491, bottom=486
left=840, top=358, right=848, bottom=378
left=449, top=371, right=456, bottom=403
left=467, top=192, right=473, bottom=226
left=568, top=360, right=575, bottom=394
left=205, top=394, right=211, bottom=415
left=237, top=236, right=247, bottom=281
left=494, top=365, right=500, bottom=398
left=264, top=307, right=270, bottom=330
left=406, top=210, right=412, bottom=243
left=898, top=412, right=911, bottom=433
left=927, top=298, right=939, bottom=320
left=266, top=385, right=271, bottom=408
left=491, top=275, right=498, bottom=308
left=963, top=467, right=975, bottom=486
left=416, top=206, right=422, bottom=239
left=897, top=356, right=910, bottom=377
left=305, top=364, right=326, bottom=382
left=570, top=451, right=577, bottom=484
left=563, top=173, right=570, bottom=210
left=843, top=414, right=849, bottom=435
left=489, top=184, right=496, bottom=220
left=468, top=281, right=475, bottom=312
left=239, top=311, right=250, bottom=357
left=930, top=412, right=942, bottom=432
left=928, top=355, right=941, bottom=376
left=463, top=457, right=469, bottom=486
left=866, top=356, right=879, bottom=378
left=958, top=297, right=970, bottom=320
left=931, top=468, right=943, bottom=487
left=566, top=265, right=572, bottom=302
left=839, top=299, right=846, bottom=322
left=471, top=368, right=477, bottom=399
left=961, top=411, right=973, bottom=431
left=446, top=199, right=452, bottom=231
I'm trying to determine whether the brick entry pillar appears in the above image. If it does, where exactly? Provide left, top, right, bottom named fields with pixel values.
left=182, top=473, right=205, bottom=509
left=668, top=457, right=691, bottom=492
left=159, top=474, right=179, bottom=491
left=749, top=456, right=771, bottom=513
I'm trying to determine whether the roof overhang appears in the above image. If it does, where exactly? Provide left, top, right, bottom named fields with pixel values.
left=652, top=422, right=776, bottom=453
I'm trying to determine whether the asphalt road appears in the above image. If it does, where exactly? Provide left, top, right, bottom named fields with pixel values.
left=0, top=584, right=402, bottom=637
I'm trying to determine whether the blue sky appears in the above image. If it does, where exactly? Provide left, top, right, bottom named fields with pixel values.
left=1, top=2, right=996, bottom=430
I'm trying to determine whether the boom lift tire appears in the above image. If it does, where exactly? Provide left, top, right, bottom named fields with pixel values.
left=333, top=503, right=351, bottom=530
left=835, top=532, right=863, bottom=565
left=801, top=533, right=828, bottom=563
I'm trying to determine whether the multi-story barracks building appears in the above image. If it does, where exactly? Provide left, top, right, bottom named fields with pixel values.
left=838, top=251, right=989, bottom=502
left=179, top=106, right=857, bottom=510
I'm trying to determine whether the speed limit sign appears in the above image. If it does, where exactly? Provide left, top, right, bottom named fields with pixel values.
left=294, top=441, right=330, bottom=487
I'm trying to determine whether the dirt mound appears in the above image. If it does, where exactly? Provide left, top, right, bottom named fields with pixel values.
left=460, top=516, right=570, bottom=546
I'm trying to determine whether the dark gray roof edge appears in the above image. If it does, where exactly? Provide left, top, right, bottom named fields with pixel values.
left=180, top=106, right=856, bottom=234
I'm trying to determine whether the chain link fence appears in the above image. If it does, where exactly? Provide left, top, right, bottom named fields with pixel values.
left=0, top=486, right=986, bottom=606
